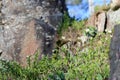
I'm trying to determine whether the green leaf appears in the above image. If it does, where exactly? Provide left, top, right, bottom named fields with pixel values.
left=96, top=74, right=103, bottom=80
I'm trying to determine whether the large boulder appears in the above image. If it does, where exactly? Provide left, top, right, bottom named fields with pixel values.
left=109, top=24, right=120, bottom=80
left=0, top=0, right=64, bottom=65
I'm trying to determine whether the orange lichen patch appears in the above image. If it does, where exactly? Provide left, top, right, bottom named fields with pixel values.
left=20, top=20, right=40, bottom=66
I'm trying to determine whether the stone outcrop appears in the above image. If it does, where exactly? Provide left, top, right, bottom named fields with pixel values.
left=97, top=12, right=106, bottom=32
left=106, top=9, right=120, bottom=31
left=87, top=0, right=120, bottom=32
left=86, top=11, right=107, bottom=32
left=109, top=24, right=120, bottom=80
left=0, top=0, right=64, bottom=65
left=87, top=8, right=120, bottom=32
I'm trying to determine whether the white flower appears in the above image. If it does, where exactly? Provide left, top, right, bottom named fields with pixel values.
left=105, top=29, right=107, bottom=32
left=61, top=36, right=65, bottom=39
left=108, top=30, right=112, bottom=34
left=110, top=35, right=113, bottom=38
left=77, top=37, right=81, bottom=40
left=105, top=29, right=112, bottom=33
left=85, top=29, right=90, bottom=32
left=105, top=38, right=108, bottom=40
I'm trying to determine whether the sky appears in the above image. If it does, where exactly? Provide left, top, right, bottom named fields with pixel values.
left=66, top=0, right=111, bottom=20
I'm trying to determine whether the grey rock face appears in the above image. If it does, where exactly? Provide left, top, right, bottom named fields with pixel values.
left=109, top=24, right=120, bottom=80
left=0, top=0, right=64, bottom=65
left=106, top=9, right=120, bottom=32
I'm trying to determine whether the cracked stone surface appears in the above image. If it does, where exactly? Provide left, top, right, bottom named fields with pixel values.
left=0, top=0, right=64, bottom=66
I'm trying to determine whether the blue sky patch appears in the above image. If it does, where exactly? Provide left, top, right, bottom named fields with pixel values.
left=67, top=0, right=111, bottom=20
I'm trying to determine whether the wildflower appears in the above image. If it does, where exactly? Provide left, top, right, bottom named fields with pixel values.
left=61, top=36, right=65, bottom=39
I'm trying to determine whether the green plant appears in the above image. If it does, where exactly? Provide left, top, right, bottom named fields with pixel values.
left=71, top=20, right=85, bottom=30
left=84, top=26, right=97, bottom=38
left=57, top=12, right=72, bottom=35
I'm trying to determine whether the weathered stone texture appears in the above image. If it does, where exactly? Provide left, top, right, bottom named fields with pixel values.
left=109, top=24, right=120, bottom=80
left=106, top=9, right=120, bottom=31
left=86, top=11, right=106, bottom=32
left=0, top=0, right=64, bottom=65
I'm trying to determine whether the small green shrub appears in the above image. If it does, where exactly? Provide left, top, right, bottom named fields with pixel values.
left=84, top=26, right=97, bottom=38
left=57, top=12, right=86, bottom=35
left=57, top=12, right=72, bottom=35
left=71, top=20, right=85, bottom=30
left=94, top=5, right=101, bottom=12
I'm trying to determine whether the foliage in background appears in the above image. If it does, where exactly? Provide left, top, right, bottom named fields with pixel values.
left=71, top=20, right=86, bottom=30
left=57, top=10, right=87, bottom=36
left=57, top=12, right=72, bottom=35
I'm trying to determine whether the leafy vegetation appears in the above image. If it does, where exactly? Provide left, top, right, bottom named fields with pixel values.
left=84, top=26, right=97, bottom=38
left=71, top=20, right=86, bottom=30
left=0, top=31, right=111, bottom=80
